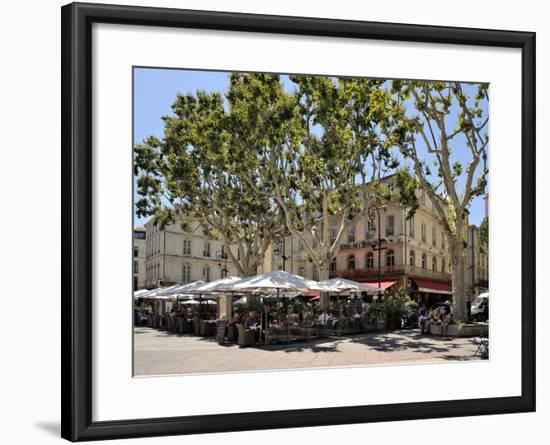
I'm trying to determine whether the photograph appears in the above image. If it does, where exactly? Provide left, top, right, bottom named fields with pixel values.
left=132, top=68, right=490, bottom=376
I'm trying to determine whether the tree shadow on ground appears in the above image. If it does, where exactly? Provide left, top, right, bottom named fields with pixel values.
left=259, top=337, right=344, bottom=353
left=344, top=330, right=458, bottom=354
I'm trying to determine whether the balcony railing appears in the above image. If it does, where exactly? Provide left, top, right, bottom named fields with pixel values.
left=339, top=240, right=371, bottom=251
left=329, top=265, right=451, bottom=282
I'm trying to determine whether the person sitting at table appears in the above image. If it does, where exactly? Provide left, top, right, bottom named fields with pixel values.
left=244, top=311, right=260, bottom=343
left=423, top=308, right=435, bottom=334
left=318, top=310, right=330, bottom=324
left=228, top=311, right=241, bottom=326
left=418, top=306, right=428, bottom=334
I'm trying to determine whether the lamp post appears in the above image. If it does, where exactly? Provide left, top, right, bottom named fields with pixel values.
left=273, top=234, right=289, bottom=271
left=367, top=201, right=387, bottom=327
left=216, top=249, right=228, bottom=278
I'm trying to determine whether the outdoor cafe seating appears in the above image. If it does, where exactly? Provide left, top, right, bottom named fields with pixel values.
left=134, top=272, right=381, bottom=348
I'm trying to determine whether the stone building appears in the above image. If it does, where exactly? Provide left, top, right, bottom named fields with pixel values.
left=142, top=218, right=240, bottom=288
left=271, top=177, right=487, bottom=305
left=466, top=224, right=489, bottom=297
left=133, top=227, right=147, bottom=290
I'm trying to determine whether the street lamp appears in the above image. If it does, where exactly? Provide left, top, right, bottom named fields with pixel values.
left=367, top=202, right=387, bottom=301
left=273, top=234, right=289, bottom=271
left=216, top=249, right=228, bottom=278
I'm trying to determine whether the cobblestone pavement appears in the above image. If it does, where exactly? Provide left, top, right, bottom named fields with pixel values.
left=134, top=326, right=483, bottom=376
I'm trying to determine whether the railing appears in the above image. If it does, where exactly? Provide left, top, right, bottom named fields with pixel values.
left=329, top=264, right=451, bottom=282
left=339, top=240, right=371, bottom=251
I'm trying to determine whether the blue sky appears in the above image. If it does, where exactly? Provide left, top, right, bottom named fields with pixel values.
left=133, top=67, right=488, bottom=227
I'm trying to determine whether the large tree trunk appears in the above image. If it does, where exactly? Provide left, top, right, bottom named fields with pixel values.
left=451, top=242, right=467, bottom=322
left=318, top=264, right=330, bottom=311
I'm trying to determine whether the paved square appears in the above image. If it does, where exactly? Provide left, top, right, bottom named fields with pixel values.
left=134, top=327, right=483, bottom=376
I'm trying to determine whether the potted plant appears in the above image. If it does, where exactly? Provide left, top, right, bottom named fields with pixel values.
left=383, top=287, right=414, bottom=330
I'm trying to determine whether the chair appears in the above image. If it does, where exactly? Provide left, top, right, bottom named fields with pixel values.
left=473, top=336, right=489, bottom=358
left=236, top=324, right=255, bottom=347
left=227, top=324, right=238, bottom=342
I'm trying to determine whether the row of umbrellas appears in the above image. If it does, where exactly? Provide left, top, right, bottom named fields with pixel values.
left=134, top=270, right=378, bottom=301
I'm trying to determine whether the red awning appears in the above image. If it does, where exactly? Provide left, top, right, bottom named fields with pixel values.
left=362, top=280, right=397, bottom=290
left=303, top=290, right=320, bottom=302
left=413, top=278, right=452, bottom=295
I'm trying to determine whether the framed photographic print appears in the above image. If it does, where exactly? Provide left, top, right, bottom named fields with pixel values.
left=61, top=2, right=536, bottom=441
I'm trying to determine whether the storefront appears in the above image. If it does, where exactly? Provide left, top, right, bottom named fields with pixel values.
left=408, top=278, right=453, bottom=306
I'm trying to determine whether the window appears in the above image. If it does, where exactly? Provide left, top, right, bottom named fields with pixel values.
left=220, top=245, right=227, bottom=259
left=386, top=249, right=395, bottom=267
left=432, top=256, right=437, bottom=271
left=442, top=259, right=446, bottom=273
left=183, top=240, right=192, bottom=256
left=432, top=226, right=437, bottom=246
left=182, top=264, right=191, bottom=283
left=329, top=227, right=337, bottom=243
left=298, top=266, right=305, bottom=277
left=366, top=252, right=374, bottom=269
left=409, top=217, right=415, bottom=238
left=298, top=242, right=304, bottom=252
left=134, top=231, right=145, bottom=240
left=202, top=266, right=210, bottom=282
left=409, top=250, right=415, bottom=267
left=134, top=246, right=139, bottom=257
left=441, top=233, right=445, bottom=250
left=347, top=254, right=355, bottom=270
left=421, top=253, right=427, bottom=269
left=421, top=223, right=426, bottom=242
left=203, top=242, right=211, bottom=257
left=386, top=215, right=395, bottom=236
left=347, top=225, right=356, bottom=243
left=330, top=258, right=337, bottom=272
left=221, top=268, right=228, bottom=278
left=133, top=261, right=139, bottom=273
left=237, top=249, right=241, bottom=261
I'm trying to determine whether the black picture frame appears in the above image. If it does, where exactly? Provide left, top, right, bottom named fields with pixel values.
left=61, top=2, right=536, bottom=441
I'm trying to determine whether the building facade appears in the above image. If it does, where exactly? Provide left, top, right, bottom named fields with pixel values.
left=133, top=227, right=147, bottom=290
left=466, top=224, right=489, bottom=297
left=143, top=218, right=241, bottom=288
left=272, top=178, right=488, bottom=304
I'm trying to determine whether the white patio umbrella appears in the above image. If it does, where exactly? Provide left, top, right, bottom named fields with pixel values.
left=168, top=280, right=206, bottom=296
left=181, top=299, right=200, bottom=305
left=192, top=276, right=243, bottom=294
left=231, top=271, right=334, bottom=346
left=318, top=277, right=378, bottom=295
left=135, top=287, right=165, bottom=299
left=154, top=283, right=187, bottom=297
left=133, top=289, right=150, bottom=298
left=232, top=270, right=333, bottom=293
left=165, top=281, right=207, bottom=301
left=261, top=291, right=301, bottom=300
